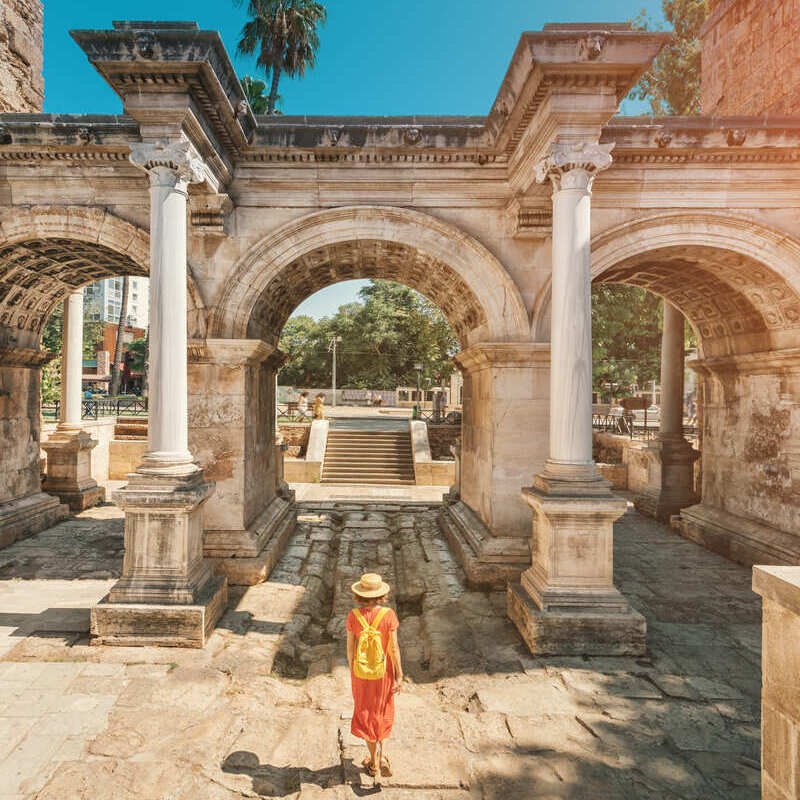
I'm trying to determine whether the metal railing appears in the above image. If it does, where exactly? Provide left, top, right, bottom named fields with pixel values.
left=42, top=397, right=148, bottom=420
left=592, top=413, right=696, bottom=441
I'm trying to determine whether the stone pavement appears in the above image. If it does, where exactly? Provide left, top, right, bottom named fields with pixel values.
left=0, top=499, right=761, bottom=799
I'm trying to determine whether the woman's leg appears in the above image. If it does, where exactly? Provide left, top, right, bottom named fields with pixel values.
left=366, top=739, right=378, bottom=773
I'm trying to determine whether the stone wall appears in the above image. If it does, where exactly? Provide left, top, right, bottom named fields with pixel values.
left=426, top=423, right=459, bottom=460
left=701, top=0, right=800, bottom=116
left=278, top=422, right=310, bottom=457
left=0, top=363, right=40, bottom=504
left=0, top=0, right=43, bottom=112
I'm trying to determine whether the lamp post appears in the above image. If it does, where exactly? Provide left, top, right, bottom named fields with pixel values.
left=413, top=361, right=423, bottom=418
left=329, top=335, right=342, bottom=407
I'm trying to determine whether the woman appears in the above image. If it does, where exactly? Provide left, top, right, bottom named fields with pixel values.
left=313, top=392, right=325, bottom=420
left=297, top=391, right=309, bottom=419
left=346, top=573, right=403, bottom=782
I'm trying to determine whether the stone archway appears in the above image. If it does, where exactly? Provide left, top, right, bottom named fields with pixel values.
left=211, top=205, right=530, bottom=345
left=532, top=212, right=800, bottom=566
left=0, top=206, right=206, bottom=546
left=200, top=206, right=543, bottom=588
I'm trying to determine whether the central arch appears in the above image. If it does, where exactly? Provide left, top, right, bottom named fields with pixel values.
left=211, top=206, right=530, bottom=346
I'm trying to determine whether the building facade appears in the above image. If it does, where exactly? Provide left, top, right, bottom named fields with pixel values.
left=84, top=276, right=149, bottom=329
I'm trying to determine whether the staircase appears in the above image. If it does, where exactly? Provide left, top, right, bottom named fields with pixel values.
left=322, top=428, right=415, bottom=485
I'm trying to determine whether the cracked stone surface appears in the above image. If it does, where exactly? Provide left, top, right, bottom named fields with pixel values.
left=0, top=500, right=761, bottom=799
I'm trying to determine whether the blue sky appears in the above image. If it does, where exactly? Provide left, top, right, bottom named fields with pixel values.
left=44, top=0, right=665, bottom=316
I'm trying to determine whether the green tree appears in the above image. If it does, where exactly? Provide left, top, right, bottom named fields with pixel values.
left=630, top=0, right=710, bottom=115
left=236, top=0, right=327, bottom=115
left=39, top=298, right=104, bottom=403
left=592, top=285, right=663, bottom=399
left=277, top=281, right=459, bottom=389
left=240, top=75, right=272, bottom=114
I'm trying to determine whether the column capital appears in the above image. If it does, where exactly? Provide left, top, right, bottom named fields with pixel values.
left=535, top=141, right=614, bottom=191
left=129, top=140, right=205, bottom=188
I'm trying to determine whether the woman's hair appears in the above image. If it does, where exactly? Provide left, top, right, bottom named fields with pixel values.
left=353, top=592, right=388, bottom=605
left=316, top=393, right=325, bottom=399
left=300, top=391, right=308, bottom=397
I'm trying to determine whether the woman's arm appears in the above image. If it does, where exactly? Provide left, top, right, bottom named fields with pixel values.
left=390, top=629, right=403, bottom=692
left=346, top=629, right=355, bottom=670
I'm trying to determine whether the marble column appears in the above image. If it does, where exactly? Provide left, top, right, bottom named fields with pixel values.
left=634, top=302, right=699, bottom=521
left=41, top=290, right=105, bottom=511
left=508, top=142, right=645, bottom=655
left=91, top=140, right=226, bottom=648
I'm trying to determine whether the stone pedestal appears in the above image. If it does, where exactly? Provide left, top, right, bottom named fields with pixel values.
left=633, top=436, right=699, bottom=522
left=91, top=471, right=227, bottom=647
left=753, top=566, right=800, bottom=800
left=508, top=486, right=645, bottom=655
left=41, top=430, right=105, bottom=511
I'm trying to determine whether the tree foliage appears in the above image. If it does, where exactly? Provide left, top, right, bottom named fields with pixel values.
left=278, top=281, right=459, bottom=389
left=592, top=285, right=663, bottom=398
left=236, top=0, right=326, bottom=115
left=40, top=299, right=104, bottom=402
left=240, top=75, right=282, bottom=114
left=630, top=0, right=709, bottom=115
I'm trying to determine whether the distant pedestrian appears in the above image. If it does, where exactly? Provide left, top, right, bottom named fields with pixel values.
left=297, top=391, right=309, bottom=419
left=365, top=389, right=373, bottom=407
left=346, top=573, right=403, bottom=783
left=313, top=392, right=325, bottom=419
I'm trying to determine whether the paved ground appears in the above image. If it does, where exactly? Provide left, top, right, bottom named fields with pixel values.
left=0, top=498, right=761, bottom=799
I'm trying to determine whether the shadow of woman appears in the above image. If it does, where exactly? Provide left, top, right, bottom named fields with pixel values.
left=223, top=750, right=381, bottom=797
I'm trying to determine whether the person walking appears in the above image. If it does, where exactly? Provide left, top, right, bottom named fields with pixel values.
left=346, top=573, right=403, bottom=783
left=297, top=391, right=309, bottom=420
left=313, top=392, right=326, bottom=419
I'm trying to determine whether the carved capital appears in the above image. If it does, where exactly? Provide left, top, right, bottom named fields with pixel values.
left=535, top=142, right=614, bottom=191
left=129, top=140, right=205, bottom=188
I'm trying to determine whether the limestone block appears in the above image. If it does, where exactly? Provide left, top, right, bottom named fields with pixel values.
left=109, top=439, right=148, bottom=480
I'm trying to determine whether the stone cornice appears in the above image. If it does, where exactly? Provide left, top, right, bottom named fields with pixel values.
left=187, top=338, right=275, bottom=366
left=454, top=342, right=549, bottom=372
left=70, top=22, right=255, bottom=162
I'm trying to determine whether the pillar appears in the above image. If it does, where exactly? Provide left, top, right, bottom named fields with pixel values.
left=41, top=290, right=105, bottom=511
left=633, top=302, right=699, bottom=522
left=439, top=342, right=549, bottom=588
left=91, top=140, right=226, bottom=648
left=187, top=340, right=295, bottom=586
left=0, top=344, right=68, bottom=548
left=508, top=142, right=646, bottom=655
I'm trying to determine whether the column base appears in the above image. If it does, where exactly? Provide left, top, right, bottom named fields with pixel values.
left=204, top=493, right=297, bottom=585
left=0, top=492, right=69, bottom=549
left=507, top=582, right=646, bottom=656
left=633, top=437, right=699, bottom=523
left=94, top=467, right=227, bottom=647
left=90, top=574, right=227, bottom=648
left=41, top=429, right=105, bottom=511
left=510, top=483, right=646, bottom=656
left=439, top=498, right=530, bottom=588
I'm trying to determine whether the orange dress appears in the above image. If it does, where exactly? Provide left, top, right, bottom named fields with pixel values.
left=346, top=605, right=399, bottom=741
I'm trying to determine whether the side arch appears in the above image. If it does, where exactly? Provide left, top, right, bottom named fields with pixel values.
left=210, top=205, right=530, bottom=346
left=0, top=205, right=207, bottom=346
left=531, top=211, right=800, bottom=357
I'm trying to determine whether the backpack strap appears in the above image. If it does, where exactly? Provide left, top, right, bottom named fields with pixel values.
left=373, top=606, right=390, bottom=629
left=352, top=608, right=369, bottom=631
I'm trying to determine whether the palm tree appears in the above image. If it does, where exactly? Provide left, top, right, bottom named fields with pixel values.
left=240, top=75, right=270, bottom=114
left=109, top=276, right=129, bottom=397
left=236, top=0, right=327, bottom=115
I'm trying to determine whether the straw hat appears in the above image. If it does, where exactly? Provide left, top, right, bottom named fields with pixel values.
left=351, top=572, right=390, bottom=598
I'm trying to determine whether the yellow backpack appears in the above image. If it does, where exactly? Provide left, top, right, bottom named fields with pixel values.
left=352, top=607, right=390, bottom=680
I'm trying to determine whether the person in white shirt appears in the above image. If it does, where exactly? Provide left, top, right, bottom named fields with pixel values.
left=297, top=391, right=309, bottom=419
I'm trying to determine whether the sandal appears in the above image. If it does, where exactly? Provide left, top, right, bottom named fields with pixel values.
left=362, top=756, right=378, bottom=777
left=380, top=754, right=392, bottom=777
